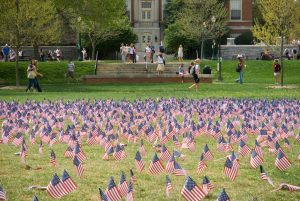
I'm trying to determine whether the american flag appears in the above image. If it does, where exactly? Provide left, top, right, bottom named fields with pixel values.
left=0, top=185, right=7, bottom=201
left=139, top=139, right=146, bottom=156
left=148, top=153, right=165, bottom=175
left=126, top=180, right=134, bottom=201
left=279, top=183, right=300, bottom=192
left=118, top=172, right=128, bottom=198
left=105, top=177, right=122, bottom=201
left=12, top=132, right=23, bottom=146
left=50, top=150, right=57, bottom=167
left=275, top=150, right=291, bottom=171
left=224, top=158, right=238, bottom=181
left=99, top=187, right=109, bottom=201
left=114, top=144, right=127, bottom=161
left=86, top=132, right=97, bottom=146
left=173, top=161, right=187, bottom=176
left=165, top=154, right=175, bottom=174
left=202, top=176, right=213, bottom=196
left=181, top=176, right=206, bottom=201
left=47, top=173, right=68, bottom=198
left=217, top=188, right=230, bottom=201
left=254, top=140, right=263, bottom=158
left=284, top=138, right=291, bottom=150
left=238, top=140, right=251, bottom=157
left=134, top=151, right=145, bottom=173
left=197, top=153, right=207, bottom=173
left=166, top=175, right=173, bottom=197
left=130, top=169, right=137, bottom=184
left=250, top=150, right=263, bottom=169
left=64, top=146, right=74, bottom=158
left=73, top=156, right=84, bottom=178
left=32, top=195, right=39, bottom=201
left=203, top=144, right=213, bottom=160
left=61, top=169, right=77, bottom=194
left=160, top=144, right=171, bottom=161
left=74, top=143, right=86, bottom=162
left=259, top=165, right=274, bottom=187
left=173, top=135, right=181, bottom=147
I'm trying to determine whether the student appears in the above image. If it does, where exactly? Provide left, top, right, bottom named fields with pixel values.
left=65, top=60, right=77, bottom=82
left=178, top=63, right=185, bottom=83
left=273, top=59, right=281, bottom=84
left=156, top=52, right=165, bottom=76
left=235, top=56, right=245, bottom=84
left=188, top=61, right=200, bottom=91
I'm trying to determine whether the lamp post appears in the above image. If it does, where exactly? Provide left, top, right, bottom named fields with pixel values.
left=211, top=16, right=216, bottom=60
left=77, top=17, right=82, bottom=61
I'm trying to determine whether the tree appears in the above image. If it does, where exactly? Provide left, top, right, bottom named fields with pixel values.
left=253, top=0, right=297, bottom=86
left=0, top=0, right=61, bottom=86
left=169, top=0, right=228, bottom=59
left=56, top=0, right=132, bottom=60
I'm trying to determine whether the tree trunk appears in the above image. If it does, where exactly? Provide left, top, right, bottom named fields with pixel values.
left=280, top=34, right=284, bottom=86
left=15, top=47, right=20, bottom=87
left=15, top=0, right=20, bottom=86
left=91, top=41, right=96, bottom=60
left=33, top=43, right=39, bottom=60
left=201, top=38, right=204, bottom=60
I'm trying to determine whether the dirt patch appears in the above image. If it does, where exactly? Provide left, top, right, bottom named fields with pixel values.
left=266, top=85, right=299, bottom=89
left=0, top=86, right=25, bottom=90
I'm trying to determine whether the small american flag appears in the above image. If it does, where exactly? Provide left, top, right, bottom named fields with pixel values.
left=166, top=154, right=175, bottom=174
left=64, top=146, right=74, bottom=158
left=283, top=138, right=291, bottom=150
left=50, top=150, right=57, bottom=167
left=217, top=188, right=230, bottom=201
left=275, top=150, right=291, bottom=171
left=105, top=177, right=122, bottom=201
left=202, top=176, right=213, bottom=196
left=197, top=153, right=207, bottom=173
left=73, top=156, right=84, bottom=178
left=181, top=176, right=206, bottom=201
left=47, top=173, right=68, bottom=198
left=250, top=150, right=263, bottom=169
left=139, top=139, right=146, bottom=156
left=99, top=187, right=109, bottom=201
left=238, top=140, right=252, bottom=157
left=160, top=144, right=171, bottom=161
left=118, top=172, right=128, bottom=198
left=73, top=143, right=86, bottom=162
left=113, top=144, right=127, bottom=161
left=224, top=158, right=238, bottom=181
left=203, top=144, right=213, bottom=160
left=259, top=165, right=274, bottom=187
left=134, top=151, right=145, bottom=173
left=254, top=140, right=263, bottom=158
left=61, top=169, right=77, bottom=194
left=279, top=183, right=300, bottom=192
left=173, top=161, right=187, bottom=176
left=126, top=180, right=134, bottom=201
left=12, top=132, right=23, bottom=146
left=166, top=175, right=173, bottom=197
left=130, top=169, right=137, bottom=184
left=0, top=185, right=7, bottom=201
left=148, top=153, right=165, bottom=175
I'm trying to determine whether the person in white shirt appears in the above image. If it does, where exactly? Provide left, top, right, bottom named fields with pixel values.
left=178, top=44, right=183, bottom=62
left=156, top=52, right=165, bottom=76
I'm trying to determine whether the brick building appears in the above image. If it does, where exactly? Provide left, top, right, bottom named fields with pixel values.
left=126, top=0, right=253, bottom=50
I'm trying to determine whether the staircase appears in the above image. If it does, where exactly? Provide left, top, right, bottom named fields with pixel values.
left=82, top=62, right=213, bottom=84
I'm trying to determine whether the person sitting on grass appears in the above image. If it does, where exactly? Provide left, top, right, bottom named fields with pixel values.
left=65, top=60, right=77, bottom=82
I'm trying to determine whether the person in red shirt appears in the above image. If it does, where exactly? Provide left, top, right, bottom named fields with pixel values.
left=273, top=59, right=281, bottom=84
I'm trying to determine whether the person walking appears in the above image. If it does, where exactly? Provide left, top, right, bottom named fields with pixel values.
left=65, top=60, right=77, bottom=82
left=188, top=60, right=200, bottom=91
left=178, top=44, right=183, bottom=62
left=235, top=56, right=245, bottom=84
left=156, top=52, right=165, bottom=76
left=2, top=44, right=10, bottom=62
left=178, top=63, right=185, bottom=83
left=33, top=60, right=43, bottom=92
left=25, top=60, right=37, bottom=92
left=120, top=44, right=126, bottom=63
left=273, top=59, right=281, bottom=84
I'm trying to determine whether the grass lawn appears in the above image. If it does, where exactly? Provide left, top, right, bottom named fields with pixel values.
left=0, top=60, right=299, bottom=201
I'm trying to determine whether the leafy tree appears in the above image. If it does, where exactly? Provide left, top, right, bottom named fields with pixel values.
left=253, top=0, right=297, bottom=86
left=56, top=0, right=132, bottom=60
left=0, top=0, right=61, bottom=86
left=163, top=0, right=185, bottom=28
left=165, top=0, right=228, bottom=59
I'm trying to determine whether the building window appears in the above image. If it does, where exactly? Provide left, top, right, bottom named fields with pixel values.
left=141, top=1, right=152, bottom=21
left=230, top=0, right=241, bottom=20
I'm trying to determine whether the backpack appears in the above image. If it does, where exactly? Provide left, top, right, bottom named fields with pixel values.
left=236, top=64, right=242, bottom=72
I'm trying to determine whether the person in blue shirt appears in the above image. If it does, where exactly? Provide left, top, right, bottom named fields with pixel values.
left=2, top=44, right=10, bottom=62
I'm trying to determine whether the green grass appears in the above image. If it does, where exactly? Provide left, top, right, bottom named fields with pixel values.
left=0, top=60, right=300, bottom=200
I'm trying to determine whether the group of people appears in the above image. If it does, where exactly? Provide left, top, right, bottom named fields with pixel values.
left=1, top=44, right=16, bottom=62
left=44, top=48, right=63, bottom=62
left=120, top=43, right=137, bottom=64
